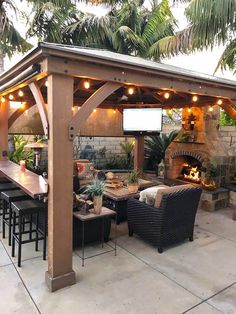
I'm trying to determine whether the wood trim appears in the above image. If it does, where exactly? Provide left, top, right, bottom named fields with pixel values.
left=8, top=103, right=35, bottom=129
left=29, top=82, right=49, bottom=138
left=220, top=103, right=236, bottom=120
left=0, top=100, right=9, bottom=160
left=69, top=81, right=123, bottom=140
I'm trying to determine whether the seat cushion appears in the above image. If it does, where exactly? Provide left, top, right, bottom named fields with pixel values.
left=1, top=190, right=30, bottom=202
left=139, top=185, right=168, bottom=206
left=11, top=200, right=45, bottom=215
left=154, top=184, right=193, bottom=208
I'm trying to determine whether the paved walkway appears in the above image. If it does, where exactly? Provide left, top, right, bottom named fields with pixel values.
left=0, top=208, right=236, bottom=314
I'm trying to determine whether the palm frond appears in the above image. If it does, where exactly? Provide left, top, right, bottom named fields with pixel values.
left=215, top=39, right=236, bottom=74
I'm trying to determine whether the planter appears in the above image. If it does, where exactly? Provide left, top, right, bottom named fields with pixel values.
left=93, top=195, right=103, bottom=214
left=127, top=183, right=139, bottom=193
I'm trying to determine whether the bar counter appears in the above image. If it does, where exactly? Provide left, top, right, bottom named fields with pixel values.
left=0, top=160, right=47, bottom=198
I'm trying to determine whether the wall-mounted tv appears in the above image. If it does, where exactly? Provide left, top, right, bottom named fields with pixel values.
left=123, top=108, right=162, bottom=135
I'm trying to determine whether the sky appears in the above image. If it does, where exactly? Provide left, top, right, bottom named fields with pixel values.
left=4, top=1, right=235, bottom=81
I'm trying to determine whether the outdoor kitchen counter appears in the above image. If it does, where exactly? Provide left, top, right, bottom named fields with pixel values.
left=0, top=160, right=47, bottom=198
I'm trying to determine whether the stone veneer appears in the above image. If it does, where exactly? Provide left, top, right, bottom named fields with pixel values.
left=165, top=106, right=235, bottom=185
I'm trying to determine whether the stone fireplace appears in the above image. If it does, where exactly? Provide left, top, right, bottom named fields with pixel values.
left=165, top=106, right=235, bottom=185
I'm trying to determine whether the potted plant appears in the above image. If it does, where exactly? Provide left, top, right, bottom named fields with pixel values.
left=84, top=179, right=105, bottom=214
left=127, top=170, right=139, bottom=193
left=201, top=161, right=219, bottom=191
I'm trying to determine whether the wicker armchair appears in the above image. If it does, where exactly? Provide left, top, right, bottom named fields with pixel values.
left=127, top=187, right=202, bottom=253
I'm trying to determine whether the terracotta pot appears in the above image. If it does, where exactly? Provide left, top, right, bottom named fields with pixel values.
left=93, top=195, right=103, bottom=214
left=127, top=183, right=139, bottom=193
left=201, top=178, right=217, bottom=191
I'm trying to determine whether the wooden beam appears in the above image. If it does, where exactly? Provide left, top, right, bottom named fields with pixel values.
left=0, top=100, right=9, bottom=160
left=43, top=56, right=236, bottom=100
left=220, top=103, right=236, bottom=120
left=134, top=135, right=144, bottom=173
left=69, top=81, right=123, bottom=140
left=8, top=103, right=34, bottom=129
left=29, top=82, right=49, bottom=138
left=45, top=74, right=76, bottom=292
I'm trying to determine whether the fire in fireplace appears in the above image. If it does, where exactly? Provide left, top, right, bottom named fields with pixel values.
left=178, top=157, right=202, bottom=184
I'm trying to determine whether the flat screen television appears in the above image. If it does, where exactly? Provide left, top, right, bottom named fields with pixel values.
left=123, top=108, right=162, bottom=134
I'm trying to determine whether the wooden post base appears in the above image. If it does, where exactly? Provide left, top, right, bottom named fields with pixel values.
left=45, top=270, right=76, bottom=292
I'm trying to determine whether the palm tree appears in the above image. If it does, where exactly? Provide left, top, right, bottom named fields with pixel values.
left=63, top=0, right=176, bottom=60
left=145, top=130, right=178, bottom=170
left=152, top=0, right=236, bottom=72
left=0, top=0, right=31, bottom=73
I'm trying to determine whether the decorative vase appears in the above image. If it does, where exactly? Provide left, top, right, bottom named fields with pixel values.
left=201, top=178, right=217, bottom=191
left=127, top=183, right=139, bottom=193
left=93, top=195, right=103, bottom=214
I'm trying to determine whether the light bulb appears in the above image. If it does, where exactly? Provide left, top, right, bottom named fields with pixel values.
left=187, top=107, right=191, bottom=113
left=164, top=92, right=170, bottom=99
left=209, top=106, right=214, bottom=112
left=192, top=95, right=198, bottom=102
left=113, top=109, right=116, bottom=114
left=84, top=80, right=90, bottom=89
left=217, top=99, right=223, bottom=105
left=128, top=87, right=135, bottom=95
left=9, top=94, right=14, bottom=100
left=93, top=109, right=97, bottom=113
left=18, top=90, right=24, bottom=97
left=1, top=97, right=5, bottom=103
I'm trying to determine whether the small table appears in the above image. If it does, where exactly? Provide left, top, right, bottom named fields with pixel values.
left=73, top=207, right=117, bottom=266
left=103, top=187, right=140, bottom=224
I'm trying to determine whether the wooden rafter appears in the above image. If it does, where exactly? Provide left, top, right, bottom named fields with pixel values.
left=8, top=103, right=35, bottom=129
left=69, top=81, right=123, bottom=140
left=29, top=82, right=49, bottom=138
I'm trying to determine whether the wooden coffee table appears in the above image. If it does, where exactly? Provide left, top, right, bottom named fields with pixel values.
left=103, top=187, right=140, bottom=224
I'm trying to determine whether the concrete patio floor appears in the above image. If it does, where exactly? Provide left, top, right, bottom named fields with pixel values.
left=0, top=208, right=236, bottom=314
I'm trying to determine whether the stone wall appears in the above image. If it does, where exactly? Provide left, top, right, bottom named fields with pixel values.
left=219, top=126, right=236, bottom=156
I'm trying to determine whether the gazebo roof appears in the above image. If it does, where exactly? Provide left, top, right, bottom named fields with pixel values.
left=1, top=42, right=236, bottom=92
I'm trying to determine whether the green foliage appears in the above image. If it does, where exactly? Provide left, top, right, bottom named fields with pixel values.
left=84, top=179, right=105, bottom=196
left=156, top=0, right=236, bottom=72
left=9, top=135, right=34, bottom=169
left=219, top=109, right=236, bottom=126
left=63, top=0, right=176, bottom=59
left=127, top=170, right=139, bottom=184
left=105, top=154, right=133, bottom=170
left=145, top=130, right=178, bottom=170
left=0, top=0, right=32, bottom=58
left=201, top=161, right=219, bottom=178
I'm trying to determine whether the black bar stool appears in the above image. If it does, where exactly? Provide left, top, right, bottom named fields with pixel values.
left=11, top=200, right=47, bottom=267
left=1, top=190, right=32, bottom=245
left=0, top=183, right=20, bottom=217
left=0, top=178, right=10, bottom=183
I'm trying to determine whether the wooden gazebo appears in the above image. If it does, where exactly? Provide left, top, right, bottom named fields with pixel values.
left=0, top=42, right=236, bottom=291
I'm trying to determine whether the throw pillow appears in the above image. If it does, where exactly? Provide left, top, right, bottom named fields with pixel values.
left=139, top=185, right=168, bottom=205
left=154, top=184, right=193, bottom=208
left=77, top=162, right=94, bottom=180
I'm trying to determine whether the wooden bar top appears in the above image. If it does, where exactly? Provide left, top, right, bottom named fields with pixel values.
left=0, top=160, right=47, bottom=198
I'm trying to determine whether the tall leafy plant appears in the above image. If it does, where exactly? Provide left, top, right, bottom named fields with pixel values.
left=9, top=135, right=34, bottom=169
left=145, top=130, right=178, bottom=170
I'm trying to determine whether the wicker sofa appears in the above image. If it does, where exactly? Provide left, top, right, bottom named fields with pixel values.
left=127, top=186, right=202, bottom=253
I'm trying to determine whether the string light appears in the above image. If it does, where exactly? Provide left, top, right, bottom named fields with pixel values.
left=113, top=109, right=116, bottom=114
left=72, top=107, right=75, bottom=112
left=164, top=92, right=170, bottom=99
left=45, top=80, right=48, bottom=87
left=9, top=94, right=14, bottom=100
left=209, top=106, right=214, bottom=112
left=20, top=103, right=26, bottom=110
left=187, top=107, right=191, bottom=113
left=192, top=95, right=198, bottom=102
left=84, top=80, right=90, bottom=89
left=18, top=90, right=24, bottom=97
left=217, top=99, right=223, bottom=105
left=93, top=109, right=97, bottom=113
left=1, top=97, right=5, bottom=103
left=128, top=87, right=135, bottom=95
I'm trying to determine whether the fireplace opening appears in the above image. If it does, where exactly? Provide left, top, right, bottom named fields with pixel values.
left=177, top=156, right=202, bottom=184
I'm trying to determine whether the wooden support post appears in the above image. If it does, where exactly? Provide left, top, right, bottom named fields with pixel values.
left=45, top=74, right=76, bottom=292
left=0, top=100, right=9, bottom=161
left=134, top=135, right=144, bottom=174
